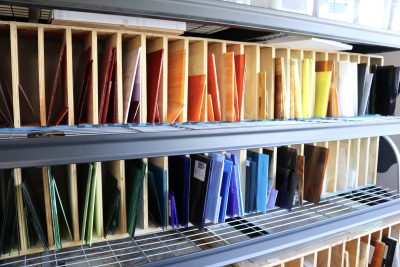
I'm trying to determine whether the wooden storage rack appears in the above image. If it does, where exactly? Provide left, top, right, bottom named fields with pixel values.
left=0, top=20, right=389, bottom=265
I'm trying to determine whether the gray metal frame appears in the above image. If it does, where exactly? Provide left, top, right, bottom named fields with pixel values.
left=1, top=0, right=400, bottom=48
left=141, top=198, right=400, bottom=267
left=1, top=117, right=400, bottom=169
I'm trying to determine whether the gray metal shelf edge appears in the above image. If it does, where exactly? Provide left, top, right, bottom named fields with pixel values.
left=139, top=198, right=400, bottom=267
left=0, top=117, right=400, bottom=169
left=2, top=0, right=400, bottom=48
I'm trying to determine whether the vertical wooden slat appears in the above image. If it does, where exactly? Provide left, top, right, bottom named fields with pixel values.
left=38, top=26, right=46, bottom=126
left=14, top=168, right=27, bottom=251
left=115, top=32, right=123, bottom=123
left=161, top=37, right=169, bottom=123
left=10, top=23, right=20, bottom=127
left=65, top=28, right=74, bottom=126
left=368, top=137, right=379, bottom=185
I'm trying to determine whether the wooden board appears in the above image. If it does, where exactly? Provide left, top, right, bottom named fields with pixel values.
left=303, top=51, right=316, bottom=117
left=330, top=244, right=344, bottom=267
left=122, top=36, right=141, bottom=123
left=345, top=239, right=359, bottom=267
left=348, top=139, right=360, bottom=189
left=317, top=248, right=331, bottom=267
left=147, top=36, right=167, bottom=123
left=65, top=28, right=75, bottom=125
left=10, top=23, right=20, bottom=127
left=336, top=140, right=351, bottom=191
left=108, top=160, right=126, bottom=234
left=367, top=137, right=379, bottom=185
left=38, top=26, right=46, bottom=126
left=208, top=42, right=226, bottom=121
left=275, top=48, right=290, bottom=119
left=258, top=71, right=267, bottom=120
left=244, top=45, right=259, bottom=120
left=260, top=47, right=274, bottom=119
left=189, top=40, right=207, bottom=121
left=167, top=46, right=187, bottom=123
left=68, top=164, right=80, bottom=242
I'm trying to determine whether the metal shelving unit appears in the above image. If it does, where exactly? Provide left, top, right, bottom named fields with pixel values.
left=0, top=116, right=400, bottom=169
left=0, top=1, right=400, bottom=266
left=1, top=186, right=399, bottom=267
left=1, top=0, right=400, bottom=48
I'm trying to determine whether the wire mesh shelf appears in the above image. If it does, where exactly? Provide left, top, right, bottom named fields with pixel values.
left=1, top=185, right=398, bottom=267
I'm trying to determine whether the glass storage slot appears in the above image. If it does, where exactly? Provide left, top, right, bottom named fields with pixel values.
left=44, top=29, right=69, bottom=126
left=72, top=30, right=94, bottom=125
left=21, top=167, right=49, bottom=252
left=97, top=32, right=119, bottom=125
left=17, top=27, right=40, bottom=127
left=0, top=25, right=13, bottom=128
